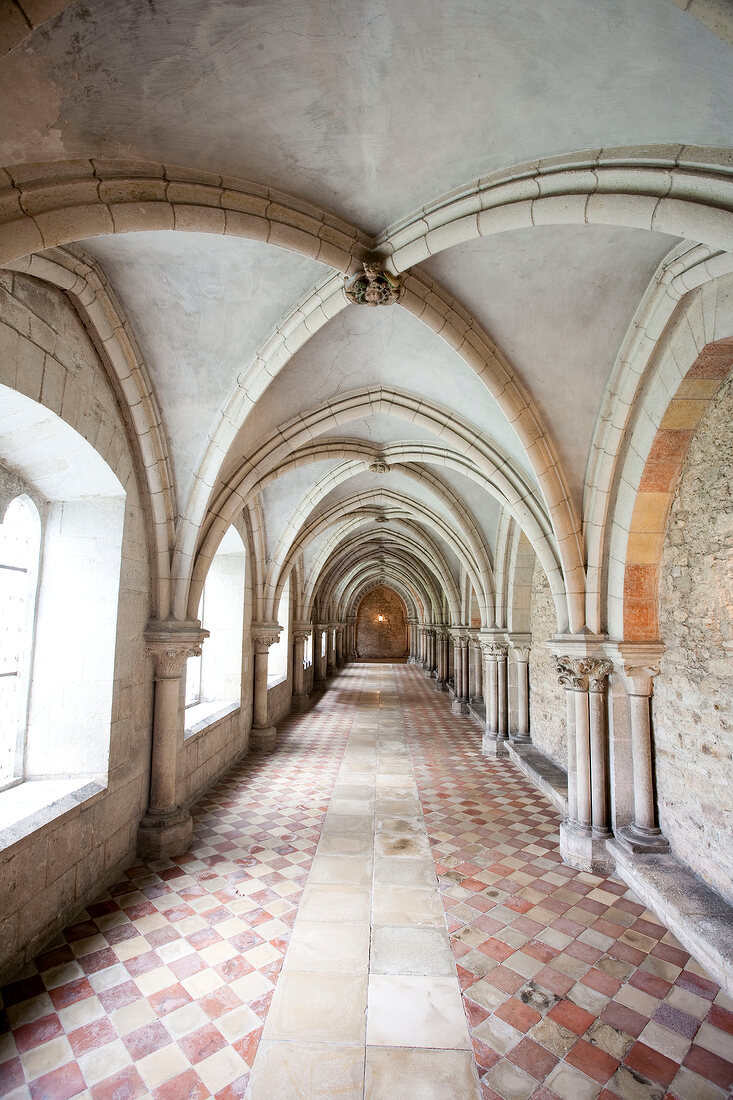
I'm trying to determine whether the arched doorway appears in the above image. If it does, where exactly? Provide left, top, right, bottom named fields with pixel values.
left=355, top=585, right=409, bottom=659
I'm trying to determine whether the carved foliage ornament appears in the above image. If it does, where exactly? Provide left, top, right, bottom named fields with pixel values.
left=252, top=625, right=281, bottom=653
left=149, top=643, right=202, bottom=678
left=554, top=656, right=613, bottom=692
left=345, top=258, right=403, bottom=307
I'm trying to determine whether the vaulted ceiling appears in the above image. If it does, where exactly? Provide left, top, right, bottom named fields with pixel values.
left=2, top=0, right=731, bottom=634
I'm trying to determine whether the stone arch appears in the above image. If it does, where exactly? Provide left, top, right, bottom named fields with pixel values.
left=330, top=552, right=439, bottom=625
left=6, top=248, right=176, bottom=618
left=622, top=339, right=733, bottom=640
left=303, top=519, right=459, bottom=624
left=355, top=585, right=409, bottom=659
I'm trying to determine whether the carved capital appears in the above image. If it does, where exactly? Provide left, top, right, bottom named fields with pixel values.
left=554, top=655, right=586, bottom=690
left=554, top=655, right=612, bottom=692
left=622, top=664, right=660, bottom=697
left=145, top=621, right=209, bottom=679
left=511, top=645, right=532, bottom=663
left=251, top=622, right=281, bottom=653
left=586, top=658, right=614, bottom=693
left=292, top=629, right=311, bottom=644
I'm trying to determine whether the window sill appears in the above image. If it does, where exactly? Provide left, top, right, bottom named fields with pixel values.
left=0, top=777, right=105, bottom=852
left=184, top=700, right=240, bottom=739
left=267, top=674, right=288, bottom=690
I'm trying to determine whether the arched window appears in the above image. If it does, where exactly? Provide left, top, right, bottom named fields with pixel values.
left=268, top=577, right=291, bottom=686
left=0, top=384, right=126, bottom=830
left=186, top=525, right=246, bottom=735
left=0, top=495, right=41, bottom=790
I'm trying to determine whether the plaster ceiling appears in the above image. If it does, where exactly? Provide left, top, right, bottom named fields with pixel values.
left=2, top=0, right=732, bottom=232
left=2, top=0, right=729, bottom=628
left=81, top=231, right=325, bottom=502
left=418, top=225, right=681, bottom=506
left=233, top=305, right=531, bottom=479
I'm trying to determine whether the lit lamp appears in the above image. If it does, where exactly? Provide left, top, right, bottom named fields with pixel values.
left=377, top=613, right=388, bottom=623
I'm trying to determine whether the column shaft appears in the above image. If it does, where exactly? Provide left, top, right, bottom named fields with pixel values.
left=589, top=688, right=609, bottom=834
left=497, top=650, right=508, bottom=738
left=149, top=675, right=181, bottom=815
left=574, top=687, right=592, bottom=829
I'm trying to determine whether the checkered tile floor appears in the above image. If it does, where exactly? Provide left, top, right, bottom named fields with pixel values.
left=1, top=662, right=732, bottom=1099
left=0, top=674, right=364, bottom=1099
left=398, top=664, right=733, bottom=1100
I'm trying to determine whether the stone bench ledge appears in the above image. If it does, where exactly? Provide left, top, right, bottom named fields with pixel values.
left=608, top=839, right=733, bottom=998
left=506, top=741, right=568, bottom=817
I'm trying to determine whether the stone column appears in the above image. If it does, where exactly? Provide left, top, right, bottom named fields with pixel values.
left=250, top=623, right=281, bottom=752
left=326, top=625, right=337, bottom=677
left=480, top=640, right=497, bottom=751
left=335, top=625, right=344, bottom=668
left=616, top=651, right=669, bottom=853
left=291, top=623, right=311, bottom=712
left=555, top=654, right=615, bottom=873
left=510, top=645, right=531, bottom=742
left=588, top=661, right=613, bottom=837
left=461, top=634, right=471, bottom=704
left=450, top=632, right=462, bottom=713
left=479, top=637, right=508, bottom=757
left=424, top=628, right=435, bottom=677
left=138, top=621, right=208, bottom=859
left=497, top=645, right=508, bottom=738
left=313, top=625, right=327, bottom=687
left=407, top=619, right=417, bottom=661
left=468, top=635, right=482, bottom=702
left=451, top=633, right=469, bottom=715
left=435, top=627, right=447, bottom=691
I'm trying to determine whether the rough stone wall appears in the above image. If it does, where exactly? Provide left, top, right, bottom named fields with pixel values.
left=356, top=585, right=408, bottom=657
left=528, top=559, right=566, bottom=769
left=655, top=373, right=733, bottom=904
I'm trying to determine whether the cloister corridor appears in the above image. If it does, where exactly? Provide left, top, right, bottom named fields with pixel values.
left=0, top=663, right=730, bottom=1100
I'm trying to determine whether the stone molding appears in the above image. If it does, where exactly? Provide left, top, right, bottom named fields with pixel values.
left=145, top=621, right=209, bottom=679
left=607, top=641, right=665, bottom=697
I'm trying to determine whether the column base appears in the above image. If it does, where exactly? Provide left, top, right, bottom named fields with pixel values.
left=559, top=820, right=615, bottom=874
left=313, top=677, right=326, bottom=689
left=291, top=692, right=310, bottom=713
left=451, top=698, right=469, bottom=715
left=614, top=823, right=670, bottom=854
left=510, top=733, right=531, bottom=744
left=137, top=807, right=193, bottom=860
left=434, top=679, right=446, bottom=692
left=482, top=733, right=508, bottom=757
left=250, top=725, right=277, bottom=752
left=424, top=669, right=434, bottom=679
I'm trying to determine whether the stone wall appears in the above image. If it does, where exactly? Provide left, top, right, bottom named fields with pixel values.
left=0, top=273, right=151, bottom=981
left=654, top=373, right=733, bottom=904
left=528, top=559, right=566, bottom=769
left=356, top=585, right=408, bottom=658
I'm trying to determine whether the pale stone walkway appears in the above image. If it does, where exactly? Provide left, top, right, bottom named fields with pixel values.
left=245, top=663, right=481, bottom=1098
